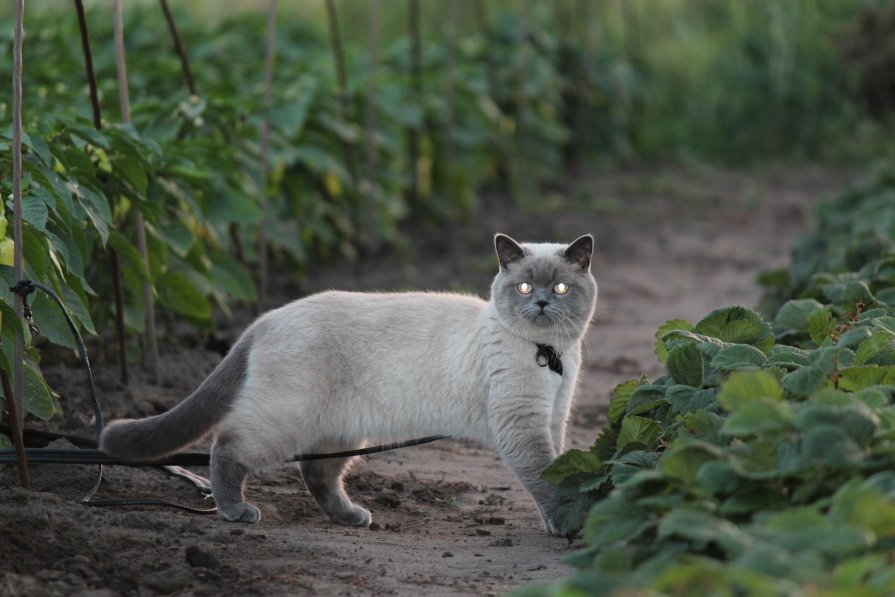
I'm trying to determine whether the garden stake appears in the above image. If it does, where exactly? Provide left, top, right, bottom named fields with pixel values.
left=74, top=0, right=129, bottom=386
left=1, top=363, right=30, bottom=489
left=258, top=0, right=278, bottom=311
left=407, top=0, right=422, bottom=206
left=114, top=0, right=160, bottom=385
left=159, top=0, right=197, bottom=96
left=324, top=0, right=360, bottom=250
left=10, top=0, right=27, bottom=475
left=363, top=0, right=381, bottom=250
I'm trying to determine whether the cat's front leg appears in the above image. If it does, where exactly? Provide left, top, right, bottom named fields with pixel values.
left=489, top=403, right=561, bottom=536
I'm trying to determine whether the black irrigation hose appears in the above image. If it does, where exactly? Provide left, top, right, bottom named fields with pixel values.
left=2, top=279, right=450, bottom=515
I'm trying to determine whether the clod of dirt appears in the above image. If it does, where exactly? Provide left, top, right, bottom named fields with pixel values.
left=185, top=545, right=220, bottom=569
left=442, top=551, right=454, bottom=558
left=374, top=493, right=401, bottom=508
left=475, top=528, right=492, bottom=536
left=368, top=522, right=381, bottom=531
left=141, top=567, right=194, bottom=593
left=490, top=538, right=513, bottom=547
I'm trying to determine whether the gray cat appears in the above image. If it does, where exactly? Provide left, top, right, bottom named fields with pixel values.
left=101, top=234, right=597, bottom=534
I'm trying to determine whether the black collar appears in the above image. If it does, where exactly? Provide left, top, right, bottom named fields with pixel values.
left=535, top=344, right=563, bottom=376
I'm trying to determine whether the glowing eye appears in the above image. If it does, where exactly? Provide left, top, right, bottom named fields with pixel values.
left=554, top=282, right=569, bottom=295
left=517, top=282, right=533, bottom=295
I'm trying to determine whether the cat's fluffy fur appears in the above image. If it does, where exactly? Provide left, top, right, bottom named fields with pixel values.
left=101, top=234, right=597, bottom=534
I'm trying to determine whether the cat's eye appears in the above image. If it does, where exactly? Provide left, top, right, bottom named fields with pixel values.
left=517, top=282, right=533, bottom=295
left=554, top=282, right=570, bottom=295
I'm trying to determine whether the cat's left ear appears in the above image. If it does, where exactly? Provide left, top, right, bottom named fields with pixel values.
left=495, top=233, right=525, bottom=271
left=564, top=234, right=594, bottom=272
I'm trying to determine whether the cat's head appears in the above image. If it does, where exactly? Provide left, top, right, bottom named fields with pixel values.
left=490, top=234, right=597, bottom=346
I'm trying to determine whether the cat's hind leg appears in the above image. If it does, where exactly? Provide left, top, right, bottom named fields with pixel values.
left=210, top=432, right=261, bottom=523
left=299, top=442, right=371, bottom=527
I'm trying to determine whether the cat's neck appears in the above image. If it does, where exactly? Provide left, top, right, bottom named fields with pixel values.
left=484, top=304, right=586, bottom=353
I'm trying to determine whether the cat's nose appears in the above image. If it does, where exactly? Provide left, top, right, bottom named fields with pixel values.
left=536, top=300, right=549, bottom=309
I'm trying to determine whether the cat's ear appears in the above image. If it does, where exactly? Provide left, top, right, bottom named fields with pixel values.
left=494, top=233, right=525, bottom=270
left=564, top=234, right=594, bottom=272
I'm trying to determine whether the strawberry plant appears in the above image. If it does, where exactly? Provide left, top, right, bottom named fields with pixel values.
left=536, top=169, right=895, bottom=595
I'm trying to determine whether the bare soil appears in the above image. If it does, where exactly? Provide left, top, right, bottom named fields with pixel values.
left=0, top=164, right=858, bottom=596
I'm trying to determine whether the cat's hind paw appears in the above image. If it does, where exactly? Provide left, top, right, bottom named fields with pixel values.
left=218, top=501, right=261, bottom=523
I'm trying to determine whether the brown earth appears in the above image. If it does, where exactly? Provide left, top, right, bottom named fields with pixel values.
left=0, top=164, right=858, bottom=596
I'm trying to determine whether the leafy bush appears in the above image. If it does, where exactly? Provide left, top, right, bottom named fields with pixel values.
left=536, top=174, right=895, bottom=594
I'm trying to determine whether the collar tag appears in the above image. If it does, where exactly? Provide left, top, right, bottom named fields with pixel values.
left=535, top=344, right=563, bottom=376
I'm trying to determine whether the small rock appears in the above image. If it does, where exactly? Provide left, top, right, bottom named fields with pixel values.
left=229, top=528, right=245, bottom=536
left=390, top=481, right=405, bottom=492
left=375, top=494, right=401, bottom=508
left=185, top=545, right=220, bottom=569
left=490, top=537, right=513, bottom=547
left=485, top=516, right=506, bottom=525
left=334, top=570, right=354, bottom=580
left=368, top=522, right=381, bottom=531
left=475, top=528, right=491, bottom=536
left=442, top=551, right=454, bottom=558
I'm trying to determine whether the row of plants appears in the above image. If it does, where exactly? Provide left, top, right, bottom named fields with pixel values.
left=0, top=3, right=576, bottom=429
left=537, top=168, right=895, bottom=595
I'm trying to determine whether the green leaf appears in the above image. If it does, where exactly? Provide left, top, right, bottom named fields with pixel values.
left=666, top=385, right=717, bottom=415
left=23, top=360, right=61, bottom=420
left=774, top=298, right=825, bottom=333
left=711, top=344, right=766, bottom=371
left=608, top=378, right=643, bottom=424
left=74, top=185, right=111, bottom=244
left=781, top=347, right=838, bottom=397
left=655, top=318, right=694, bottom=363
left=839, top=366, right=895, bottom=391
left=542, top=448, right=602, bottom=485
left=718, top=370, right=783, bottom=411
left=583, top=498, right=651, bottom=548
left=29, top=292, right=78, bottom=350
left=667, top=343, right=704, bottom=387
left=21, top=195, right=49, bottom=232
left=802, top=425, right=866, bottom=469
left=209, top=251, right=256, bottom=302
left=694, top=306, right=774, bottom=353
left=806, top=308, right=836, bottom=345
left=657, top=508, right=750, bottom=556
left=625, top=384, right=668, bottom=416
left=156, top=271, right=212, bottom=320
left=854, top=329, right=895, bottom=366
left=659, top=440, right=723, bottom=484
left=154, top=220, right=195, bottom=258
left=616, top=416, right=662, bottom=455
left=721, top=398, right=794, bottom=436
left=0, top=433, right=11, bottom=449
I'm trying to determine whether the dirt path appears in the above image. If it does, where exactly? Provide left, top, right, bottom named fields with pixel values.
left=1, top=165, right=857, bottom=596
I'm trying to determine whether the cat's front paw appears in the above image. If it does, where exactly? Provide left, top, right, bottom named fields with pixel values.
left=330, top=504, right=372, bottom=527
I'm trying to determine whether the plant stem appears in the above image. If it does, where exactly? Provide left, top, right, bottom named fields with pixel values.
left=159, top=0, right=197, bottom=96
left=9, top=0, right=30, bottom=490
left=407, top=0, right=422, bottom=206
left=114, top=0, right=159, bottom=385
left=74, top=0, right=129, bottom=386
left=324, top=0, right=360, bottom=247
left=258, top=0, right=278, bottom=311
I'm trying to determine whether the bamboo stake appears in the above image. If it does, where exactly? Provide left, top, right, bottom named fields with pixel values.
left=363, top=0, right=381, bottom=236
left=9, top=0, right=31, bottom=489
left=75, top=0, right=129, bottom=386
left=324, top=0, right=359, bottom=243
left=113, top=0, right=159, bottom=385
left=407, top=0, right=422, bottom=206
left=159, top=0, right=197, bottom=96
left=258, top=0, right=278, bottom=311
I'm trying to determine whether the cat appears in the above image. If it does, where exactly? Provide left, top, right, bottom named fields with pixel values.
left=100, top=233, right=597, bottom=535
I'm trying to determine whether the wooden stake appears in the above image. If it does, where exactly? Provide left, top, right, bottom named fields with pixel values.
left=324, top=0, right=359, bottom=242
left=159, top=0, right=197, bottom=96
left=363, top=0, right=381, bottom=243
left=407, top=0, right=422, bottom=206
left=258, top=0, right=278, bottom=311
left=9, top=0, right=30, bottom=489
left=74, top=0, right=129, bottom=386
left=114, top=0, right=159, bottom=385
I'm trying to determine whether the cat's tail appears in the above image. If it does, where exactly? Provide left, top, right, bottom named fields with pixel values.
left=99, top=332, right=253, bottom=462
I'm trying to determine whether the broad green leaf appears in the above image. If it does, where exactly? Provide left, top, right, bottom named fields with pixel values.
left=666, top=385, right=717, bottom=415
left=839, top=366, right=895, bottom=392
left=694, top=306, right=774, bottom=354
left=659, top=440, right=723, bottom=484
left=657, top=508, right=750, bottom=556
left=721, top=398, right=794, bottom=436
left=0, top=434, right=11, bottom=449
left=802, top=424, right=866, bottom=469
left=21, top=196, right=49, bottom=232
left=209, top=252, right=256, bottom=302
left=607, top=450, right=659, bottom=485
left=718, top=370, right=783, bottom=411
left=616, top=416, right=662, bottom=455
left=23, top=360, right=61, bottom=420
left=22, top=223, right=49, bottom=279
left=583, top=498, right=651, bottom=548
left=806, top=308, right=836, bottom=345
left=74, top=185, right=111, bottom=244
left=854, top=329, right=895, bottom=366
left=542, top=448, right=602, bottom=485
left=608, top=378, right=643, bottom=424
left=781, top=347, right=838, bottom=397
left=156, top=271, right=212, bottom=320
left=625, top=384, right=668, bottom=416
left=666, top=343, right=704, bottom=387
left=655, top=318, right=694, bottom=363
left=711, top=344, right=766, bottom=371
left=774, top=299, right=824, bottom=333
left=29, top=292, right=78, bottom=350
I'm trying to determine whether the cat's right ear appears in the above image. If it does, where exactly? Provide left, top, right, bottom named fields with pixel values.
left=494, top=234, right=525, bottom=271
